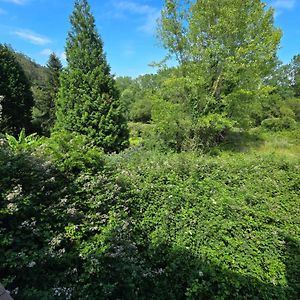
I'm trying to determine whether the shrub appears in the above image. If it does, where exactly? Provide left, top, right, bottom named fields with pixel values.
left=286, top=98, right=300, bottom=122
left=151, top=96, right=191, bottom=151
left=100, top=150, right=300, bottom=299
left=5, top=129, right=38, bottom=153
left=261, top=117, right=297, bottom=131
left=128, top=122, right=153, bottom=147
left=192, top=113, right=235, bottom=148
left=1, top=129, right=299, bottom=299
left=35, top=130, right=104, bottom=174
left=129, top=96, right=152, bottom=123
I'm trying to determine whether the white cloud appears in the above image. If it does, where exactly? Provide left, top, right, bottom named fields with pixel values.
left=114, top=1, right=155, bottom=15
left=1, top=0, right=29, bottom=5
left=271, top=0, right=296, bottom=17
left=113, top=1, right=160, bottom=34
left=60, top=51, right=66, bottom=61
left=13, top=29, right=50, bottom=45
left=0, top=8, right=7, bottom=14
left=272, top=0, right=296, bottom=10
left=40, top=48, right=53, bottom=56
left=139, top=10, right=160, bottom=34
left=40, top=49, right=66, bottom=63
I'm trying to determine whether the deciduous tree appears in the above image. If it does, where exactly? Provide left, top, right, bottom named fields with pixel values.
left=158, top=0, right=282, bottom=126
left=290, top=54, right=300, bottom=97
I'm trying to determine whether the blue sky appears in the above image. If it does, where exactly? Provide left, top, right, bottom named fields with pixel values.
left=0, top=0, right=299, bottom=77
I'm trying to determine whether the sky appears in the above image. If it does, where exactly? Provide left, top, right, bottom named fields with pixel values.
left=0, top=0, right=299, bottom=77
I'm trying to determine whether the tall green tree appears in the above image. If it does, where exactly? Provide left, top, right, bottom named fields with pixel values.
left=55, top=0, right=128, bottom=152
left=47, top=53, right=63, bottom=100
left=32, top=53, right=62, bottom=135
left=158, top=0, right=282, bottom=125
left=290, top=54, right=300, bottom=97
left=0, top=44, right=34, bottom=135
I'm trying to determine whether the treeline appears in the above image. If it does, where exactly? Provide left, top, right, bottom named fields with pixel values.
left=2, top=48, right=299, bottom=151
left=115, top=0, right=300, bottom=151
left=1, top=1, right=300, bottom=151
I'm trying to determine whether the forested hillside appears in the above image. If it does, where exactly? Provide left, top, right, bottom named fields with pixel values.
left=14, top=51, right=48, bottom=86
left=0, top=0, right=299, bottom=299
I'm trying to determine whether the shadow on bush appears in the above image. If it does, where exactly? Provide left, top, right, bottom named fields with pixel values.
left=218, top=130, right=264, bottom=153
left=284, top=235, right=300, bottom=299
left=0, top=146, right=79, bottom=299
left=70, top=229, right=299, bottom=300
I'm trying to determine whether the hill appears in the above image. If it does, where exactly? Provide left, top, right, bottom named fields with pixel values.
left=14, top=51, right=48, bottom=87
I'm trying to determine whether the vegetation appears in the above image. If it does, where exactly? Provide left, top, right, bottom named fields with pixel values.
left=290, top=54, right=300, bottom=97
left=0, top=129, right=299, bottom=299
left=32, top=53, right=63, bottom=136
left=0, top=45, right=34, bottom=135
left=55, top=0, right=128, bottom=153
left=14, top=51, right=48, bottom=86
left=0, top=0, right=299, bottom=299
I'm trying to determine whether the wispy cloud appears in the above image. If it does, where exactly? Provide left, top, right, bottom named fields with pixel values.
left=114, top=1, right=155, bottom=15
left=272, top=0, right=296, bottom=10
left=271, top=0, right=296, bottom=17
left=271, top=0, right=296, bottom=16
left=113, top=1, right=160, bottom=34
left=60, top=51, right=66, bottom=62
left=13, top=29, right=50, bottom=45
left=40, top=49, right=66, bottom=64
left=40, top=48, right=53, bottom=56
left=139, top=10, right=160, bottom=34
left=1, top=0, right=29, bottom=5
left=0, top=7, right=7, bottom=14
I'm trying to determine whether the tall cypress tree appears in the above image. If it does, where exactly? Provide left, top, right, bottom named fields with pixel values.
left=0, top=44, right=34, bottom=135
left=55, top=0, right=128, bottom=152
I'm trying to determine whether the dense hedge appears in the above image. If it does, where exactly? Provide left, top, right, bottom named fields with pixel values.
left=0, top=135, right=299, bottom=299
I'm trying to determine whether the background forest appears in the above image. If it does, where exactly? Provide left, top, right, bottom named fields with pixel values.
left=0, top=0, right=299, bottom=299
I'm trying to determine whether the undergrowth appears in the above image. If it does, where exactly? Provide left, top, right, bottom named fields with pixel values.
left=1, top=130, right=299, bottom=299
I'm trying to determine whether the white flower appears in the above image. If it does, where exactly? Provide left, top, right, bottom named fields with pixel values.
left=67, top=207, right=77, bottom=216
left=6, top=184, right=22, bottom=201
left=7, top=203, right=18, bottom=212
left=27, top=261, right=36, bottom=268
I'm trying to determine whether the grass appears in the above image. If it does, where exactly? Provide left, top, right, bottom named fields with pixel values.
left=219, top=127, right=300, bottom=159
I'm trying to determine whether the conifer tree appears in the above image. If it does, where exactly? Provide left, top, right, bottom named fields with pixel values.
left=0, top=44, right=34, bottom=135
left=47, top=53, right=63, bottom=100
left=55, top=0, right=129, bottom=152
left=33, top=53, right=62, bottom=135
